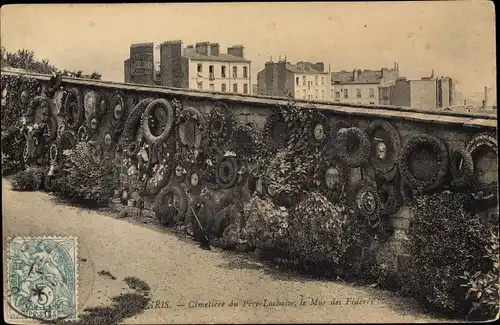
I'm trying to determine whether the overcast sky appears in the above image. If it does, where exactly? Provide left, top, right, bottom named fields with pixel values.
left=1, top=2, right=496, bottom=99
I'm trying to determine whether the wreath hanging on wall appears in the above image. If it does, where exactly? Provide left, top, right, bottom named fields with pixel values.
left=323, top=119, right=353, bottom=158
left=122, top=98, right=154, bottom=147
left=86, top=112, right=100, bottom=138
left=62, top=87, right=85, bottom=131
left=216, top=155, right=240, bottom=189
left=77, top=125, right=89, bottom=142
left=449, top=148, right=474, bottom=189
left=398, top=133, right=449, bottom=192
left=49, top=143, right=59, bottom=162
left=262, top=107, right=292, bottom=153
left=142, top=98, right=175, bottom=146
left=313, top=158, right=350, bottom=204
left=153, top=183, right=189, bottom=227
left=176, top=107, right=207, bottom=148
left=349, top=181, right=382, bottom=227
left=334, top=127, right=372, bottom=168
left=208, top=101, right=235, bottom=150
left=108, top=91, right=126, bottom=132
left=366, top=120, right=402, bottom=174
left=18, top=78, right=41, bottom=106
left=465, top=133, right=497, bottom=191
left=84, top=90, right=99, bottom=117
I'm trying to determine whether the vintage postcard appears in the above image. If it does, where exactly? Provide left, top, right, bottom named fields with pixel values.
left=1, top=2, right=498, bottom=324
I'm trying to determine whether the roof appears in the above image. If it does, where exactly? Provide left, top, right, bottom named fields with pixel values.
left=285, top=63, right=327, bottom=75
left=182, top=48, right=250, bottom=63
left=332, top=70, right=383, bottom=84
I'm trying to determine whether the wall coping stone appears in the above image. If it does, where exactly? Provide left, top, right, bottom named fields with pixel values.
left=2, top=69, right=496, bottom=129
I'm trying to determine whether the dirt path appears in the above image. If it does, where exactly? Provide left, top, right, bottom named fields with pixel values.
left=2, top=178, right=451, bottom=324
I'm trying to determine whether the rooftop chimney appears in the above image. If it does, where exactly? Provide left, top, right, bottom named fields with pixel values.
left=228, top=45, right=244, bottom=58
left=195, top=42, right=210, bottom=55
left=296, top=61, right=305, bottom=70
left=209, top=43, right=220, bottom=56
left=304, top=62, right=312, bottom=70
left=312, top=62, right=324, bottom=72
left=353, top=69, right=361, bottom=81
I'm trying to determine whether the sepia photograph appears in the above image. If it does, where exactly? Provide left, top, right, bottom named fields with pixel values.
left=1, top=1, right=498, bottom=324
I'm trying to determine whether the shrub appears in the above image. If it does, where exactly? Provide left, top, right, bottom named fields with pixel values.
left=241, top=196, right=289, bottom=251
left=405, top=191, right=494, bottom=316
left=459, top=230, right=499, bottom=321
left=58, top=142, right=119, bottom=206
left=11, top=166, right=46, bottom=191
left=285, top=192, right=359, bottom=274
left=1, top=129, right=26, bottom=176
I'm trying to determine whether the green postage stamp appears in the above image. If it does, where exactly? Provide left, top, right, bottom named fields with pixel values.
left=6, top=236, right=78, bottom=323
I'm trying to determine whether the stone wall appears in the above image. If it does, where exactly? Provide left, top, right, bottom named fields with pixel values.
left=2, top=69, right=497, bottom=273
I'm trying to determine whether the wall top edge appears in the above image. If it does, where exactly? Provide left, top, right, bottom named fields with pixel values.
left=1, top=69, right=497, bottom=129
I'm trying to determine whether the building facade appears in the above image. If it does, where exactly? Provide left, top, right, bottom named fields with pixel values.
left=125, top=40, right=251, bottom=94
left=331, top=65, right=399, bottom=105
left=256, top=60, right=331, bottom=100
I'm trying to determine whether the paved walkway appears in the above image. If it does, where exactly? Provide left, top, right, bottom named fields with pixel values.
left=2, top=178, right=449, bottom=323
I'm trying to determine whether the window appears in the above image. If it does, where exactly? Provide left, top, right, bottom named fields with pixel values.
left=209, top=83, right=214, bottom=91
left=221, top=83, right=227, bottom=92
left=383, top=88, right=389, bottom=100
left=335, top=91, right=340, bottom=100
left=321, top=90, right=324, bottom=99
left=302, top=76, right=306, bottom=85
left=233, top=83, right=238, bottom=93
left=357, top=88, right=362, bottom=98
left=296, top=77, right=299, bottom=86
left=303, top=89, right=306, bottom=98
left=243, top=83, right=248, bottom=94
left=243, top=67, right=248, bottom=78
left=232, top=66, right=238, bottom=78
left=321, top=77, right=324, bottom=85
left=197, top=64, right=202, bottom=73
left=315, top=89, right=318, bottom=99
left=221, top=66, right=226, bottom=78
left=197, top=82, right=203, bottom=90
left=344, top=89, right=349, bottom=98
left=369, top=88, right=375, bottom=98
left=315, top=76, right=318, bottom=86
left=209, top=65, right=215, bottom=80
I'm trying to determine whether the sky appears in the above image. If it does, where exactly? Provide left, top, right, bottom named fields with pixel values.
left=1, top=2, right=496, bottom=100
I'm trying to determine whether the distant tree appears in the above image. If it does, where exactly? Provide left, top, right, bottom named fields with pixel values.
left=1, top=47, right=101, bottom=80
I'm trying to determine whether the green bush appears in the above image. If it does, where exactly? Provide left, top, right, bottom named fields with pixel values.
left=58, top=142, right=119, bottom=206
left=285, top=192, right=359, bottom=274
left=11, top=166, right=46, bottom=191
left=241, top=196, right=288, bottom=251
left=459, top=230, right=499, bottom=321
left=405, top=191, right=495, bottom=316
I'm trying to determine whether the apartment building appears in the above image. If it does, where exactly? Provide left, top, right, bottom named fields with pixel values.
left=256, top=60, right=331, bottom=100
left=331, top=64, right=400, bottom=105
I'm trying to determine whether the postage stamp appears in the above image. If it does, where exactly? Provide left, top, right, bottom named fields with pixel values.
left=6, top=236, right=78, bottom=323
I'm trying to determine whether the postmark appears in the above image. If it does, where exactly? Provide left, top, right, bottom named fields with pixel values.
left=6, top=236, right=78, bottom=323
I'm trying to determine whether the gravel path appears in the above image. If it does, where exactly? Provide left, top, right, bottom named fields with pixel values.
left=2, top=178, right=450, bottom=324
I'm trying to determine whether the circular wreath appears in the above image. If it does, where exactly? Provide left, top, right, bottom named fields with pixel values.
left=62, top=88, right=85, bottom=131
left=102, top=132, right=115, bottom=153
left=187, top=167, right=206, bottom=195
left=366, top=120, right=402, bottom=173
left=449, top=148, right=474, bottom=189
left=399, top=133, right=449, bottom=192
left=122, top=98, right=154, bottom=146
left=308, top=110, right=331, bottom=148
left=314, top=158, right=349, bottom=203
left=142, top=98, right=175, bottom=146
left=95, top=90, right=110, bottom=117
left=335, top=127, right=372, bottom=168
left=108, top=92, right=126, bottom=131
left=49, top=143, right=58, bottom=162
left=176, top=106, right=207, bottom=149
left=125, top=141, right=141, bottom=158
left=378, top=184, right=403, bottom=216
left=262, top=107, right=292, bottom=152
left=216, top=156, right=240, bottom=189
left=153, top=184, right=188, bottom=227
left=208, top=101, right=234, bottom=146
left=350, top=181, right=382, bottom=226
left=466, top=133, right=497, bottom=190
left=84, top=90, right=99, bottom=116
